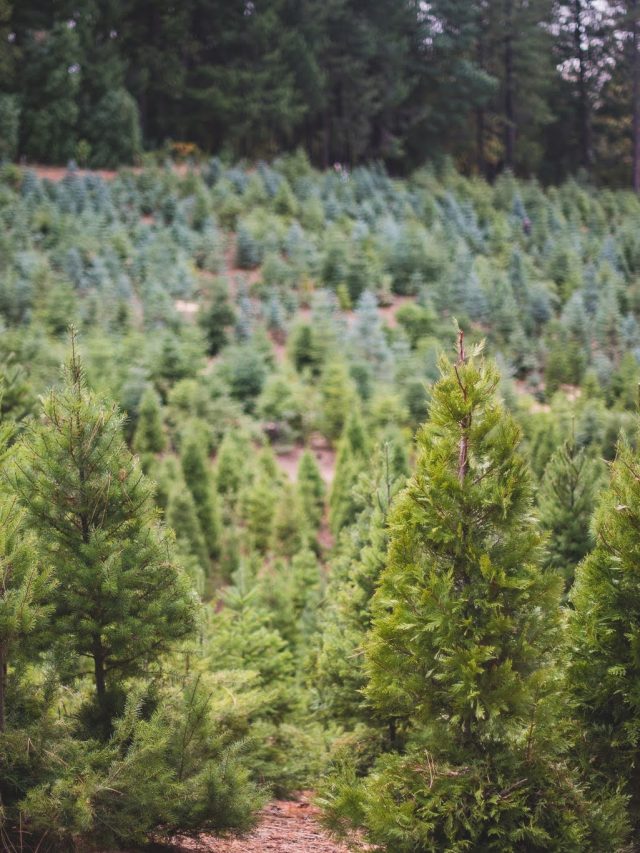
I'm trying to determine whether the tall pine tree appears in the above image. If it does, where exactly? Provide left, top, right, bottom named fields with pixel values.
left=11, top=336, right=196, bottom=731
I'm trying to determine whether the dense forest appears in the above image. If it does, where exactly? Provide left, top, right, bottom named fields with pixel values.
left=4, top=3, right=640, bottom=851
left=2, top=1, right=640, bottom=185
left=0, top=153, right=640, bottom=849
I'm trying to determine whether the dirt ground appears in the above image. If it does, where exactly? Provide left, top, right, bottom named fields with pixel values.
left=170, top=794, right=355, bottom=853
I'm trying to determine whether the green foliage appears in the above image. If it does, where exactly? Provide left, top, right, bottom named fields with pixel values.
left=320, top=361, right=355, bottom=443
left=0, top=94, right=19, bottom=161
left=297, top=449, right=325, bottom=529
left=201, top=279, right=236, bottom=356
left=329, top=408, right=369, bottom=536
left=321, top=336, right=626, bottom=850
left=315, top=444, right=405, bottom=729
left=167, top=482, right=209, bottom=573
left=10, top=340, right=197, bottom=731
left=132, top=384, right=166, bottom=463
left=2, top=678, right=263, bottom=849
left=182, top=428, right=220, bottom=560
left=88, top=88, right=142, bottom=168
left=570, top=432, right=640, bottom=830
left=0, top=498, right=52, bottom=732
left=538, top=439, right=603, bottom=591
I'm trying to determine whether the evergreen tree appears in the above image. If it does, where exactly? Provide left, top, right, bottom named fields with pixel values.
left=0, top=500, right=52, bottom=733
left=297, top=449, right=325, bottom=530
left=569, top=430, right=640, bottom=831
left=241, top=472, right=278, bottom=555
left=329, top=408, right=369, bottom=536
left=322, top=332, right=625, bottom=850
left=201, top=279, right=236, bottom=356
left=319, top=360, right=355, bottom=443
left=0, top=406, right=52, bottom=732
left=181, top=429, right=220, bottom=559
left=215, top=431, right=250, bottom=501
left=132, top=385, right=166, bottom=466
left=166, top=483, right=209, bottom=574
left=19, top=22, right=81, bottom=163
left=11, top=338, right=196, bottom=730
left=538, top=438, right=603, bottom=591
left=272, top=483, right=309, bottom=558
left=315, top=443, right=405, bottom=729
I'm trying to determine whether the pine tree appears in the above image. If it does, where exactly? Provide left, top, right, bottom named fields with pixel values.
left=538, top=438, right=603, bottom=591
left=11, top=337, right=196, bottom=731
left=569, top=430, right=640, bottom=831
left=181, top=430, right=221, bottom=559
left=321, top=332, right=625, bottom=850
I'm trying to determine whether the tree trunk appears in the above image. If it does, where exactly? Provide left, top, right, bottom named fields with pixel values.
left=0, top=642, right=6, bottom=733
left=574, top=0, right=592, bottom=170
left=476, top=14, right=486, bottom=176
left=93, top=635, right=107, bottom=717
left=504, top=0, right=516, bottom=170
left=632, top=0, right=640, bottom=191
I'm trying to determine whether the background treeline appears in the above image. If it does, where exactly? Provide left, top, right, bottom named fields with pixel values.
left=3, top=1, right=640, bottom=185
left=3, top=154, right=640, bottom=849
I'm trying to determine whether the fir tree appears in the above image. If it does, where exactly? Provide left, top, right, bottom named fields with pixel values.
left=241, top=473, right=277, bottom=555
left=11, top=337, right=196, bottom=731
left=320, top=361, right=355, bottom=444
left=181, top=430, right=221, bottom=560
left=321, top=332, right=625, bottom=851
left=297, top=449, right=325, bottom=530
left=201, top=279, right=236, bottom=356
left=166, top=483, right=209, bottom=574
left=538, top=438, right=603, bottom=591
left=132, top=385, right=166, bottom=465
left=329, top=408, right=369, bottom=536
left=272, top=483, right=309, bottom=558
left=315, top=443, right=405, bottom=729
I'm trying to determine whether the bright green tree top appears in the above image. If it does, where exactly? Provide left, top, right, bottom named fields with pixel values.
left=366, top=331, right=559, bottom=735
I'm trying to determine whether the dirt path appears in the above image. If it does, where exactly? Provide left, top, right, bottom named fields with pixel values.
left=172, top=795, right=354, bottom=853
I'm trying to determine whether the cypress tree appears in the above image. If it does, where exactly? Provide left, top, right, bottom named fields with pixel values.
left=322, top=332, right=625, bottom=850
left=569, top=430, right=640, bottom=831
left=538, top=438, right=603, bottom=592
left=11, top=338, right=196, bottom=731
